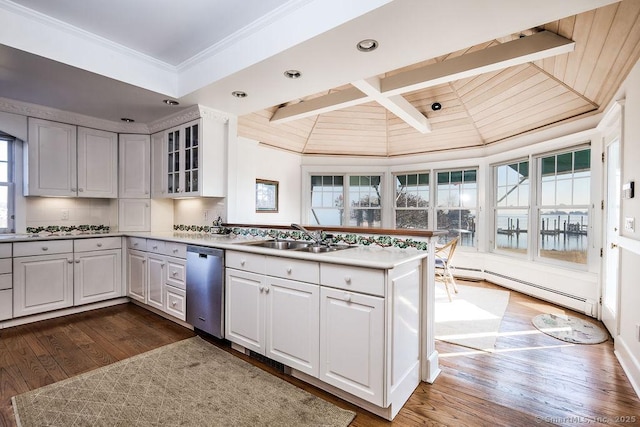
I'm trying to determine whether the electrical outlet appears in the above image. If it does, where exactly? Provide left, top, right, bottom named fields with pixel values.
left=203, top=210, right=211, bottom=222
left=61, top=209, right=69, bottom=220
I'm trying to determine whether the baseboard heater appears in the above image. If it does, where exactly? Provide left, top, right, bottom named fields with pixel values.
left=484, top=270, right=587, bottom=302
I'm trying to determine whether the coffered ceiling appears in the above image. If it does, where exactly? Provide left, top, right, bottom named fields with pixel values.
left=0, top=0, right=635, bottom=156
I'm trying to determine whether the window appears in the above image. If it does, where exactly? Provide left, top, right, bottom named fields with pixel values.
left=436, top=169, right=477, bottom=246
left=309, top=174, right=382, bottom=226
left=494, top=161, right=529, bottom=255
left=537, top=147, right=590, bottom=264
left=394, top=172, right=429, bottom=229
left=0, top=137, right=13, bottom=233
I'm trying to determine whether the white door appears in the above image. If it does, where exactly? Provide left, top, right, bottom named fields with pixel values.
left=13, top=254, right=74, bottom=317
left=319, top=287, right=385, bottom=406
left=74, top=249, right=122, bottom=305
left=225, top=269, right=265, bottom=354
left=602, top=139, right=621, bottom=336
left=77, top=127, right=118, bottom=198
left=147, top=253, right=165, bottom=311
left=265, top=277, right=319, bottom=377
left=127, top=250, right=146, bottom=303
left=118, top=199, right=150, bottom=232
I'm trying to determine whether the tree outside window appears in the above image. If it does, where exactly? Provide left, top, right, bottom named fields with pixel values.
left=436, top=169, right=477, bottom=246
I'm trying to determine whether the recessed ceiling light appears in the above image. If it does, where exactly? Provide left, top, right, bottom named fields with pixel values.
left=120, top=117, right=135, bottom=122
left=232, top=91, right=248, bottom=98
left=356, top=39, right=378, bottom=52
left=163, top=99, right=179, bottom=106
left=431, top=102, right=442, bottom=111
left=284, top=70, right=302, bottom=79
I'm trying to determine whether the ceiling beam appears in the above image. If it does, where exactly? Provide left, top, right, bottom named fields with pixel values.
left=270, top=87, right=368, bottom=123
left=381, top=31, right=575, bottom=96
left=351, top=78, right=431, bottom=133
left=270, top=31, right=575, bottom=125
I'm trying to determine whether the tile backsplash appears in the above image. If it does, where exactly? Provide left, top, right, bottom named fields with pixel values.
left=173, top=198, right=225, bottom=226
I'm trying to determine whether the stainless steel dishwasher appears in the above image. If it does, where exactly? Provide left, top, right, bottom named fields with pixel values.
left=186, top=245, right=225, bottom=338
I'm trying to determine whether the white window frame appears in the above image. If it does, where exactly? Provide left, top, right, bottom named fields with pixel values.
left=434, top=167, right=479, bottom=247
left=392, top=171, right=430, bottom=230
left=0, top=136, right=15, bottom=234
left=303, top=168, right=386, bottom=227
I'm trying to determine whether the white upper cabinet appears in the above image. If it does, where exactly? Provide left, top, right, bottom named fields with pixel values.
left=119, top=134, right=150, bottom=198
left=25, top=118, right=118, bottom=198
left=152, top=116, right=226, bottom=198
left=77, top=127, right=118, bottom=198
left=26, top=118, right=77, bottom=197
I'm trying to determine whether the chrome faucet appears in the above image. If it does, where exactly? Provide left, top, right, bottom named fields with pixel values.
left=291, top=223, right=325, bottom=246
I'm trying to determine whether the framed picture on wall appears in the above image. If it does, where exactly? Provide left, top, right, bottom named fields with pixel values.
left=256, top=179, right=279, bottom=212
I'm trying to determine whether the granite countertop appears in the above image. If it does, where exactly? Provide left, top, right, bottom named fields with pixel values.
left=0, top=231, right=429, bottom=269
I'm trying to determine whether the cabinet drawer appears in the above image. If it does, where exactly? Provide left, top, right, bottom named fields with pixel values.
left=13, top=240, right=73, bottom=257
left=0, top=258, right=11, bottom=275
left=164, top=242, right=187, bottom=259
left=226, top=251, right=266, bottom=274
left=0, top=243, right=11, bottom=258
left=147, top=239, right=165, bottom=254
left=0, top=273, right=11, bottom=290
left=266, top=257, right=319, bottom=283
left=74, top=237, right=122, bottom=252
left=0, top=289, right=11, bottom=321
left=166, top=257, right=186, bottom=290
left=165, top=285, right=186, bottom=321
left=320, top=264, right=385, bottom=297
left=127, top=237, right=147, bottom=251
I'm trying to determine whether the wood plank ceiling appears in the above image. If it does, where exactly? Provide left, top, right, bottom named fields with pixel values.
left=239, top=1, right=640, bottom=157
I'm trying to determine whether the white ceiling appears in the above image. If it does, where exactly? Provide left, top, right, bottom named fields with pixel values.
left=0, top=0, right=620, bottom=126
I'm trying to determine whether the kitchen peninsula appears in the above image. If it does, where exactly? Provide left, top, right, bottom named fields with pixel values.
left=0, top=225, right=443, bottom=420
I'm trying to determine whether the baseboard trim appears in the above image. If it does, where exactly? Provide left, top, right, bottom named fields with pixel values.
left=0, top=298, right=129, bottom=329
left=614, top=336, right=640, bottom=399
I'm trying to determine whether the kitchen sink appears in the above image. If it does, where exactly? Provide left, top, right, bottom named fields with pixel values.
left=293, top=245, right=351, bottom=253
left=243, top=240, right=311, bottom=250
left=241, top=240, right=351, bottom=253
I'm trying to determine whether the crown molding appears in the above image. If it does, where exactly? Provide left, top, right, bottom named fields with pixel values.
left=147, top=105, right=231, bottom=134
left=0, top=97, right=149, bottom=133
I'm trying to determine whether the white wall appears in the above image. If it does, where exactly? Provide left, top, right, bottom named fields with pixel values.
left=616, top=59, right=640, bottom=396
left=25, top=197, right=117, bottom=230
left=227, top=136, right=302, bottom=225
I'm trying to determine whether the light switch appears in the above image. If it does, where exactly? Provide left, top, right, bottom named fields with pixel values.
left=625, top=217, right=635, bottom=232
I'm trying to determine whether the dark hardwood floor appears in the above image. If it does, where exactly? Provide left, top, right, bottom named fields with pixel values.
left=1, top=282, right=638, bottom=426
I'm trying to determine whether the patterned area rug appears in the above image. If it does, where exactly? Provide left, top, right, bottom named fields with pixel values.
left=532, top=314, right=609, bottom=344
left=435, top=284, right=510, bottom=352
left=12, top=337, right=355, bottom=427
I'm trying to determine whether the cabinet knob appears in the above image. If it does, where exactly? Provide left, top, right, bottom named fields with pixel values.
left=265, top=287, right=270, bottom=294
left=67, top=259, right=73, bottom=264
left=344, top=276, right=351, bottom=284
left=172, top=271, right=178, bottom=277
left=71, top=187, right=77, bottom=192
left=41, top=247, right=48, bottom=251
left=152, top=246, right=158, bottom=250
left=259, top=285, right=265, bottom=293
left=97, top=243, right=103, bottom=247
left=133, top=243, right=139, bottom=247
left=172, top=248, right=178, bottom=253
left=240, top=260, right=246, bottom=266
left=343, top=293, right=351, bottom=302
left=78, top=188, right=84, bottom=192
left=172, top=301, right=177, bottom=307
left=75, top=260, right=80, bottom=263
left=145, top=191, right=149, bottom=195
left=286, top=267, right=292, bottom=274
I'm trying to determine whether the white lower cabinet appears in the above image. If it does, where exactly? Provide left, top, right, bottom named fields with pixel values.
left=225, top=252, right=320, bottom=377
left=146, top=252, right=165, bottom=311
left=0, top=244, right=13, bottom=320
left=266, top=277, right=319, bottom=377
left=13, top=252, right=74, bottom=317
left=127, top=249, right=147, bottom=303
left=319, top=286, right=385, bottom=406
left=125, top=238, right=187, bottom=321
left=73, top=237, right=123, bottom=306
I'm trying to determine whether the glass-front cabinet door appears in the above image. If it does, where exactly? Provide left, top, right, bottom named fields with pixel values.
left=165, top=119, right=202, bottom=197
left=184, top=122, right=199, bottom=194
left=167, top=128, right=180, bottom=195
